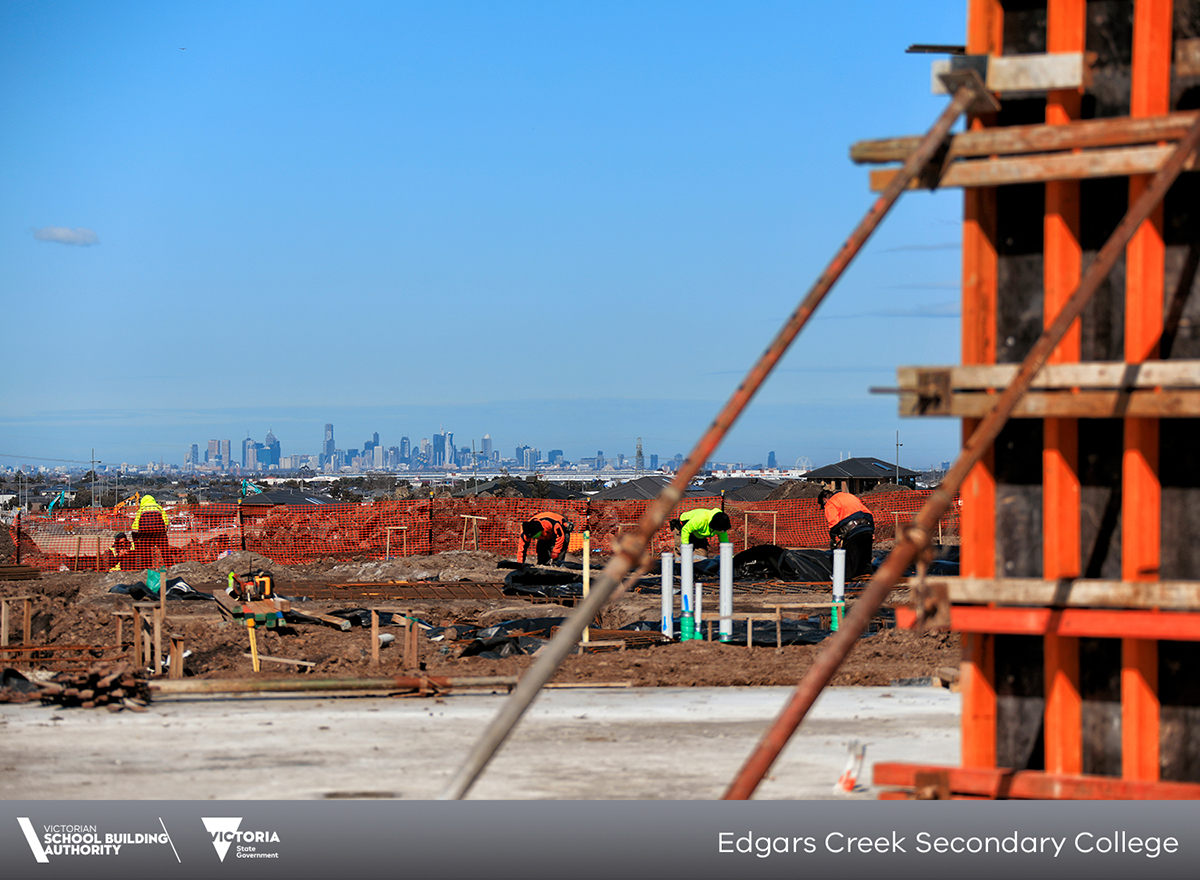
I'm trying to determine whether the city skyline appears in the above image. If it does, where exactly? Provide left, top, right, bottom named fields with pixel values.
left=1, top=402, right=949, bottom=476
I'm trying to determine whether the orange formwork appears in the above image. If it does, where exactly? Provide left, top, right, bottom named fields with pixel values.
left=877, top=0, right=1200, bottom=798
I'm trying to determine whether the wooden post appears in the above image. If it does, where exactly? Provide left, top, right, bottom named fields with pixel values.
left=169, top=633, right=185, bottom=680
left=131, top=605, right=144, bottom=667
left=459, top=515, right=486, bottom=550
left=247, top=621, right=260, bottom=672
left=152, top=608, right=163, bottom=676
left=371, top=610, right=380, bottom=666
left=406, top=610, right=418, bottom=669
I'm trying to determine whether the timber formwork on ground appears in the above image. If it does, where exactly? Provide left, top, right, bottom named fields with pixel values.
left=863, top=0, right=1200, bottom=798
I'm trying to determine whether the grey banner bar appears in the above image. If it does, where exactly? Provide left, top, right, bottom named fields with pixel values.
left=1, top=800, right=1198, bottom=879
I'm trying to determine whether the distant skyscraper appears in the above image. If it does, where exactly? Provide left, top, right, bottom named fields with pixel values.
left=481, top=434, right=492, bottom=460
left=207, top=440, right=219, bottom=464
left=264, top=430, right=281, bottom=467
left=432, top=432, right=447, bottom=467
left=220, top=440, right=231, bottom=470
left=400, top=436, right=411, bottom=461
left=322, top=424, right=335, bottom=466
left=768, top=451, right=777, bottom=469
left=242, top=435, right=255, bottom=469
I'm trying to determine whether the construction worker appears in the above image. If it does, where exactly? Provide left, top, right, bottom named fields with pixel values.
left=817, top=488, right=875, bottom=579
left=106, top=532, right=132, bottom=571
left=669, top=508, right=731, bottom=556
left=131, top=495, right=170, bottom=569
left=517, top=511, right=573, bottom=565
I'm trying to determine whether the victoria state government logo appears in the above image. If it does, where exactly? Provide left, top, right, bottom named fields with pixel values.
left=201, top=817, right=282, bottom=862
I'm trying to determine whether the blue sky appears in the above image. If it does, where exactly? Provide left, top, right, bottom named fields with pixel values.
left=1, top=0, right=967, bottom=472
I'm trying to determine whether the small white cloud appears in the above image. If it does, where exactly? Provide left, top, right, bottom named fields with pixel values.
left=34, top=226, right=99, bottom=246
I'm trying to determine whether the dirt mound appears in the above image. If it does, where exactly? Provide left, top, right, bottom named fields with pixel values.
left=763, top=481, right=824, bottom=501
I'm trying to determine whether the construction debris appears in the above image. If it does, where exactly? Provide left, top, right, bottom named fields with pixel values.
left=35, top=662, right=151, bottom=711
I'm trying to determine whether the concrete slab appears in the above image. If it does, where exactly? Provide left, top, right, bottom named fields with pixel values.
left=0, top=685, right=959, bottom=800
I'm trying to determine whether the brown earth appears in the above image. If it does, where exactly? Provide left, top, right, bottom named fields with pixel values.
left=1, top=548, right=958, bottom=689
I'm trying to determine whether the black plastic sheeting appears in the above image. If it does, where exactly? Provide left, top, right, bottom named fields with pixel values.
left=502, top=543, right=961, bottom=601
left=1, top=668, right=41, bottom=694
left=108, top=579, right=214, bottom=601
left=429, top=614, right=842, bottom=657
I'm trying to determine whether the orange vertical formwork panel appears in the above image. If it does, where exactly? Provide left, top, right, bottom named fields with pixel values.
left=1042, top=0, right=1086, bottom=777
left=959, top=0, right=1003, bottom=770
left=1121, top=0, right=1172, bottom=782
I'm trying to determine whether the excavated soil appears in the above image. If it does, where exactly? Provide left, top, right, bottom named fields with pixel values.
left=1, top=550, right=958, bottom=689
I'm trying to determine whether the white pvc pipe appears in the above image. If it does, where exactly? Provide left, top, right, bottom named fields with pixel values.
left=832, top=548, right=846, bottom=602
left=719, top=541, right=733, bottom=642
left=680, top=543, right=694, bottom=635
left=694, top=579, right=703, bottom=641
left=660, top=552, right=674, bottom=637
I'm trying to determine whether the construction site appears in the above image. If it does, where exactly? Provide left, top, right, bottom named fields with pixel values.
left=7, top=0, right=1200, bottom=816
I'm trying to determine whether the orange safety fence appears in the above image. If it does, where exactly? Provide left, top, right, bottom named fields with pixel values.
left=8, top=491, right=960, bottom=572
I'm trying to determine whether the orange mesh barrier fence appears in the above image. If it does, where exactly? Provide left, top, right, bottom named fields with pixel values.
left=9, top=490, right=959, bottom=571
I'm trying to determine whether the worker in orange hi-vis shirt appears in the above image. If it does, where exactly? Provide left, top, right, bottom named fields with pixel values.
left=517, top=511, right=573, bottom=566
left=817, top=489, right=875, bottom=579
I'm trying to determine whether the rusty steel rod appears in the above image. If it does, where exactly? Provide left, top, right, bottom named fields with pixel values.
left=151, top=675, right=518, bottom=695
left=439, top=82, right=984, bottom=802
left=722, top=109, right=1200, bottom=801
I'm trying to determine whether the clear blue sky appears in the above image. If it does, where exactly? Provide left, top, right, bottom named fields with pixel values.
left=1, top=0, right=967, bottom=472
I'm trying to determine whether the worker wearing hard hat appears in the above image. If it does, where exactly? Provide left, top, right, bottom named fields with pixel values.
left=131, top=495, right=170, bottom=569
left=669, top=508, right=732, bottom=556
left=818, top=489, right=875, bottom=579
left=517, top=511, right=573, bottom=566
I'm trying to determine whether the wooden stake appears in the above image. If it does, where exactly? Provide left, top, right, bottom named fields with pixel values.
left=247, top=620, right=260, bottom=672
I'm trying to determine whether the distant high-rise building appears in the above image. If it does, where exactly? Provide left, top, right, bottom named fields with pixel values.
left=220, top=440, right=231, bottom=470
left=264, top=430, right=281, bottom=468
left=400, top=436, right=411, bottom=461
left=768, top=451, right=777, bottom=469
left=481, top=434, right=492, bottom=460
left=242, top=435, right=256, bottom=469
left=548, top=449, right=564, bottom=465
left=207, top=440, right=219, bottom=464
left=373, top=446, right=384, bottom=469
left=186, top=444, right=199, bottom=467
left=432, top=432, right=447, bottom=467
left=635, top=438, right=644, bottom=473
left=322, top=424, right=335, bottom=467
left=650, top=454, right=659, bottom=470
left=516, top=445, right=530, bottom=464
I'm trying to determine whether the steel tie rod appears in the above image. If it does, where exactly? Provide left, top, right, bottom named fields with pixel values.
left=439, top=78, right=987, bottom=801
left=722, top=108, right=1200, bottom=801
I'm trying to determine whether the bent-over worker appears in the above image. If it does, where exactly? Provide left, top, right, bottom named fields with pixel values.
left=669, top=508, right=731, bottom=556
left=517, top=511, right=573, bottom=565
left=817, top=489, right=875, bottom=579
left=131, top=495, right=170, bottom=569
left=107, top=532, right=132, bottom=571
